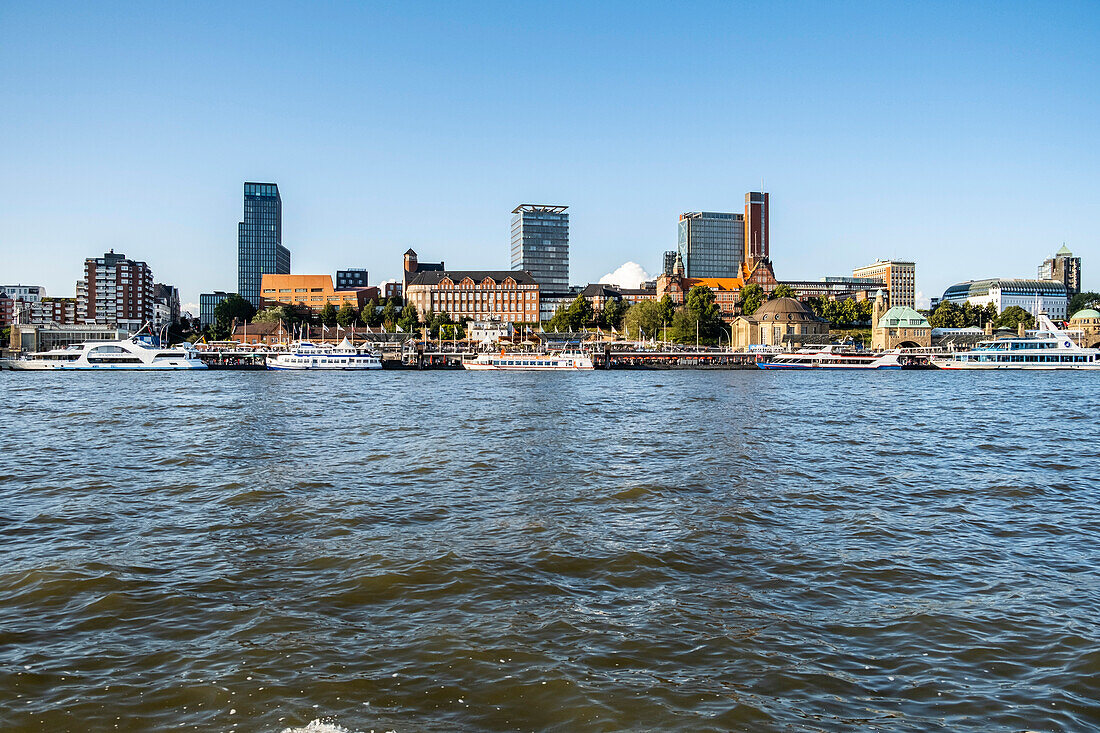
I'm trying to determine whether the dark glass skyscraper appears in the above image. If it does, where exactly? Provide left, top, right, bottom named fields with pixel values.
left=238, top=182, right=289, bottom=308
left=511, top=204, right=569, bottom=291
left=677, top=211, right=743, bottom=278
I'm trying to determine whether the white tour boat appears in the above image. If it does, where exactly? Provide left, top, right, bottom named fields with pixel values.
left=462, top=350, right=594, bottom=371
left=757, top=345, right=906, bottom=370
left=265, top=338, right=382, bottom=370
left=1, top=337, right=207, bottom=371
left=931, top=314, right=1100, bottom=370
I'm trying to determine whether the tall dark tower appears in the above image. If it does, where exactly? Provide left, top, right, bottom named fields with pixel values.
left=238, top=182, right=289, bottom=308
left=744, top=191, right=769, bottom=269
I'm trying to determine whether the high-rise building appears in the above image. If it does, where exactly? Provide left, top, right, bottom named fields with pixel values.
left=238, top=182, right=289, bottom=308
left=744, top=192, right=769, bottom=268
left=76, top=250, right=154, bottom=328
left=199, top=291, right=232, bottom=328
left=511, top=204, right=569, bottom=291
left=662, top=250, right=678, bottom=276
left=853, top=260, right=917, bottom=309
left=677, top=212, right=744, bottom=278
left=1038, top=245, right=1082, bottom=296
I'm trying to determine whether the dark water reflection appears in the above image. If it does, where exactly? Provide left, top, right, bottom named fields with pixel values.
left=1, top=370, right=1099, bottom=731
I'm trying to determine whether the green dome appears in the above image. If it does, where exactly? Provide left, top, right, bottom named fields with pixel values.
left=1070, top=309, right=1100, bottom=320
left=878, top=305, right=930, bottom=329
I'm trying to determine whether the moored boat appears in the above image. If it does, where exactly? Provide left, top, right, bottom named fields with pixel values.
left=462, top=349, right=594, bottom=371
left=930, top=314, right=1100, bottom=370
left=0, top=337, right=207, bottom=371
left=265, top=338, right=382, bottom=370
left=757, top=345, right=905, bottom=370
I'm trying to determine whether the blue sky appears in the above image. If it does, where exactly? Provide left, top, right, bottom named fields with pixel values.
left=2, top=1, right=1097, bottom=312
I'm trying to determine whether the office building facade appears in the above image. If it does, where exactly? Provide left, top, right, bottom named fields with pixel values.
left=677, top=211, right=744, bottom=278
left=511, top=205, right=569, bottom=291
left=238, top=182, right=290, bottom=308
left=853, top=260, right=917, bottom=309
left=336, top=269, right=369, bottom=289
left=260, top=274, right=379, bottom=314
left=406, top=269, right=540, bottom=323
left=1038, top=245, right=1082, bottom=296
left=76, top=250, right=154, bottom=328
left=199, top=291, right=233, bottom=328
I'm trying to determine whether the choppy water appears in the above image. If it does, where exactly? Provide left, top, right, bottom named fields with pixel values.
left=1, top=370, right=1099, bottom=732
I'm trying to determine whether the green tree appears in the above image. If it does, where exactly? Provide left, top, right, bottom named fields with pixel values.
left=318, top=302, right=338, bottom=326
left=380, top=300, right=398, bottom=329
left=929, top=301, right=964, bottom=329
left=1068, top=291, right=1100, bottom=316
left=336, top=302, right=358, bottom=327
left=566, top=294, right=595, bottom=329
left=684, top=285, right=723, bottom=341
left=994, top=305, right=1035, bottom=330
left=397, top=303, right=420, bottom=333
left=739, top=283, right=764, bottom=316
left=622, top=300, right=662, bottom=340
left=602, top=297, right=626, bottom=330
left=656, top=294, right=676, bottom=328
left=254, top=305, right=291, bottom=324
left=213, top=293, right=255, bottom=333
left=771, top=283, right=796, bottom=299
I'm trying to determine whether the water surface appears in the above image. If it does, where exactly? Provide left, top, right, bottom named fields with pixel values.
left=2, top=370, right=1098, bottom=731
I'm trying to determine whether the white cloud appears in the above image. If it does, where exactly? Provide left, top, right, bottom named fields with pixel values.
left=598, top=262, right=651, bottom=290
left=915, top=290, right=930, bottom=309
left=182, top=302, right=199, bottom=316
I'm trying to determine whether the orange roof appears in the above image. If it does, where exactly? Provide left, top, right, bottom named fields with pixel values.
left=684, top=277, right=744, bottom=291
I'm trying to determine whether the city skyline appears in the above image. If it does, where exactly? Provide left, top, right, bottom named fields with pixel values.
left=2, top=2, right=1097, bottom=311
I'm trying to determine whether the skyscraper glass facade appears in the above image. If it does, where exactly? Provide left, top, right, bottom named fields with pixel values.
left=511, top=205, right=569, bottom=291
left=238, top=182, right=289, bottom=308
left=677, top=212, right=743, bottom=278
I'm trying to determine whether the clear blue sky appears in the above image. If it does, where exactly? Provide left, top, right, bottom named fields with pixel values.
left=2, top=1, right=1097, bottom=311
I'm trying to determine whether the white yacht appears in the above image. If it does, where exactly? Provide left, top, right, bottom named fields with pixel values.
left=462, top=350, right=594, bottom=371
left=265, top=338, right=382, bottom=370
left=757, top=345, right=906, bottom=370
left=1, top=337, right=207, bottom=371
left=931, top=314, right=1100, bottom=370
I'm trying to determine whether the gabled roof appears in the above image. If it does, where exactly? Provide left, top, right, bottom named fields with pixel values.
left=407, top=270, right=538, bottom=287
left=580, top=283, right=621, bottom=298
left=878, top=305, right=930, bottom=328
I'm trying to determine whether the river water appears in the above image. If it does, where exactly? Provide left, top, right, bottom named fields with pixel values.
left=1, top=370, right=1098, bottom=731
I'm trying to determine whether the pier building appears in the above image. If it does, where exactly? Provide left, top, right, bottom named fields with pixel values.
left=1069, top=309, right=1100, bottom=348
left=872, top=293, right=931, bottom=350
left=732, top=297, right=828, bottom=348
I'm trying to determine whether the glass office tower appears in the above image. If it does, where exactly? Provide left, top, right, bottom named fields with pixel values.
left=238, top=182, right=290, bottom=308
left=676, top=212, right=744, bottom=278
left=511, top=204, right=569, bottom=291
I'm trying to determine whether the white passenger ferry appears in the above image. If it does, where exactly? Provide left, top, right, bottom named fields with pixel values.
left=931, top=315, right=1100, bottom=370
left=462, top=350, right=594, bottom=371
left=1, top=337, right=207, bottom=371
left=757, top=345, right=906, bottom=370
left=265, top=338, right=382, bottom=370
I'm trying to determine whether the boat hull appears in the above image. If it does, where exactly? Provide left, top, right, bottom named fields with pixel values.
left=930, top=361, right=1100, bottom=371
left=2, top=361, right=207, bottom=371
left=756, top=363, right=902, bottom=370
